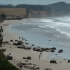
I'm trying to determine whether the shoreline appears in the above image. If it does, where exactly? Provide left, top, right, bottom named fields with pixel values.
left=0, top=19, right=70, bottom=70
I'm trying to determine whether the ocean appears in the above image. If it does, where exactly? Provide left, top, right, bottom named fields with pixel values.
left=8, top=16, right=70, bottom=59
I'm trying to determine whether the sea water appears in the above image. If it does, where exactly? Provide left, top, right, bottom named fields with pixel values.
left=8, top=16, right=70, bottom=59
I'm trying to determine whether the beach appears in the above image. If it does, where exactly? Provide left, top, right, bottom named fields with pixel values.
left=1, top=18, right=70, bottom=70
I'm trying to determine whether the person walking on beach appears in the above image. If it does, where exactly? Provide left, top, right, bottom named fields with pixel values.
left=39, top=54, right=40, bottom=60
left=40, top=52, right=42, bottom=57
left=19, top=37, right=20, bottom=39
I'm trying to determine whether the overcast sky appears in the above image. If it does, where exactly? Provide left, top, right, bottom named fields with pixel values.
left=0, top=0, right=70, bottom=5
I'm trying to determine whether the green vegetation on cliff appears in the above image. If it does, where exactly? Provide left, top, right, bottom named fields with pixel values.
left=0, top=50, right=19, bottom=70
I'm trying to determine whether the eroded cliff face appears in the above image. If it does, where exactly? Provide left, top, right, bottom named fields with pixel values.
left=28, top=10, right=50, bottom=18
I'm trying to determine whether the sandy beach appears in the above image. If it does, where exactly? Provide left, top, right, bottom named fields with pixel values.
left=0, top=19, right=70, bottom=70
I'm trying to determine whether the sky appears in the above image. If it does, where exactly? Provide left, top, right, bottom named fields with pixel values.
left=0, top=0, right=70, bottom=5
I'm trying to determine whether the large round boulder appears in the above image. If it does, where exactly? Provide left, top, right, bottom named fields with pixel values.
left=50, top=60, right=57, bottom=63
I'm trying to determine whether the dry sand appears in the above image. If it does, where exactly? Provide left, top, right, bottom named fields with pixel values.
left=0, top=19, right=70, bottom=70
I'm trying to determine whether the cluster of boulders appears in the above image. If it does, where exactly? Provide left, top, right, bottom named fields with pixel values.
left=6, top=39, right=64, bottom=54
left=33, top=47, right=56, bottom=52
left=32, top=47, right=63, bottom=53
left=3, top=41, right=9, bottom=45
left=13, top=40, right=23, bottom=45
left=23, top=56, right=31, bottom=60
left=0, top=48, right=6, bottom=52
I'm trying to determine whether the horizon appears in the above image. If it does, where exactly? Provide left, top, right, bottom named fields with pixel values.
left=0, top=0, right=70, bottom=5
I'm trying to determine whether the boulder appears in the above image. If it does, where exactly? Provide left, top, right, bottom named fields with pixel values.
left=41, top=48, right=47, bottom=51
left=33, top=47, right=42, bottom=52
left=7, top=55, right=13, bottom=60
left=58, top=49, right=63, bottom=53
left=68, top=60, right=70, bottom=63
left=50, top=49, right=55, bottom=52
left=15, top=40, right=18, bottom=41
left=17, top=46, right=24, bottom=48
left=50, top=60, right=57, bottom=63
left=10, top=40, right=13, bottom=42
left=52, top=47, right=56, bottom=50
left=45, top=48, right=49, bottom=50
left=24, top=46, right=31, bottom=50
left=13, top=43, right=17, bottom=45
left=45, top=68, right=52, bottom=70
left=31, top=44, right=34, bottom=46
left=27, top=56, right=31, bottom=60
left=23, top=57, right=27, bottom=59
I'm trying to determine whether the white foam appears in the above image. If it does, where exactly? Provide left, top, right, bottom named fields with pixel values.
left=41, top=19, right=54, bottom=22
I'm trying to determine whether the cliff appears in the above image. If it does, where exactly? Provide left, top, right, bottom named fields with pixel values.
left=28, top=9, right=51, bottom=18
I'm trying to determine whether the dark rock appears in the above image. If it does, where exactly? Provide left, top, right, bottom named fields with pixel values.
left=23, top=57, right=27, bottom=59
left=13, top=43, right=17, bottom=45
left=52, top=47, right=56, bottom=50
left=50, top=49, right=55, bottom=52
left=17, top=46, right=24, bottom=48
left=16, top=43, right=22, bottom=45
left=68, top=60, right=70, bottom=63
left=15, top=40, right=18, bottom=41
left=24, top=46, right=31, bottom=50
left=50, top=60, right=57, bottom=63
left=45, top=48, right=49, bottom=50
left=41, top=48, right=47, bottom=51
left=7, top=55, right=13, bottom=60
left=31, top=44, right=34, bottom=46
left=58, top=49, right=63, bottom=53
left=45, top=68, right=52, bottom=70
left=27, top=56, right=31, bottom=60
left=33, top=47, right=42, bottom=52
left=10, top=40, right=13, bottom=42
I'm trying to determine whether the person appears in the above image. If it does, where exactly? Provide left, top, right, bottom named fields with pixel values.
left=39, top=54, right=40, bottom=60
left=19, top=37, right=20, bottom=39
left=40, top=52, right=42, bottom=56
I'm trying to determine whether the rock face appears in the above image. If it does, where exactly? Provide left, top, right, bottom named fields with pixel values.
left=28, top=10, right=49, bottom=18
